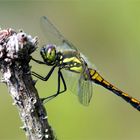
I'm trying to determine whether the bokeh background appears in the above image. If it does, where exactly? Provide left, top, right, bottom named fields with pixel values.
left=0, top=0, right=140, bottom=140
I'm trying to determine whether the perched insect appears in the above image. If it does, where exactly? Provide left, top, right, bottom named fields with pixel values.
left=31, top=16, right=140, bottom=111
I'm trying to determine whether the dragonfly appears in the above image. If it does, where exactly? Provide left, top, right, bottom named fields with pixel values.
left=31, top=16, right=140, bottom=111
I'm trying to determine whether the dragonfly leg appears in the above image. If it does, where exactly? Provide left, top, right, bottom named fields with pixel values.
left=31, top=65, right=56, bottom=81
left=31, top=56, right=46, bottom=65
left=42, top=68, right=67, bottom=103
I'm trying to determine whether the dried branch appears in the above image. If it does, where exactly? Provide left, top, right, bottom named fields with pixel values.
left=0, top=29, right=56, bottom=140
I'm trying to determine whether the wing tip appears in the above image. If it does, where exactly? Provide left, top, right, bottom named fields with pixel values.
left=40, top=16, right=47, bottom=20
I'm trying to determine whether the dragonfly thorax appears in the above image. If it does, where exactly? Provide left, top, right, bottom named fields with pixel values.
left=59, top=51, right=84, bottom=73
left=40, top=44, right=57, bottom=65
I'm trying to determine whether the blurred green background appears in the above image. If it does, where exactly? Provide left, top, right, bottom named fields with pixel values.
left=0, top=0, right=140, bottom=140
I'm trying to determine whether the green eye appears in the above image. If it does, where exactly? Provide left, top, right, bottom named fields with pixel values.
left=40, top=45, right=56, bottom=64
left=47, top=47, right=56, bottom=61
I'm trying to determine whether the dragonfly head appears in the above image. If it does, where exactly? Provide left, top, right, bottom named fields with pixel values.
left=40, top=44, right=57, bottom=65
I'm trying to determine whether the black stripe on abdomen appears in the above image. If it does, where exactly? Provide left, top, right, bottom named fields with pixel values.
left=88, top=68, right=140, bottom=111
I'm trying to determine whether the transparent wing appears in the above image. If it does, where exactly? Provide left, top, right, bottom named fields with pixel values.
left=40, top=16, right=78, bottom=52
left=78, top=72, right=93, bottom=106
left=62, top=69, right=93, bottom=106
left=62, top=69, right=80, bottom=96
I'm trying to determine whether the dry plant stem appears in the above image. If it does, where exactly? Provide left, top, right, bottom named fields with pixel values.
left=0, top=29, right=55, bottom=140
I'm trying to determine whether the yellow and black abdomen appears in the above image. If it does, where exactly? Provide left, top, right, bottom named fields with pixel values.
left=88, top=68, right=140, bottom=111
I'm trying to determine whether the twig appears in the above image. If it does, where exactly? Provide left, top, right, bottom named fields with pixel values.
left=0, top=29, right=56, bottom=140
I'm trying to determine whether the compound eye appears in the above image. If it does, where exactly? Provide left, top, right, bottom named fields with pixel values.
left=40, top=44, right=56, bottom=64
left=47, top=46, right=56, bottom=61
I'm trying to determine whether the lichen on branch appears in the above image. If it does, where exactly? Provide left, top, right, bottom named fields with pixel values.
left=0, top=28, right=56, bottom=140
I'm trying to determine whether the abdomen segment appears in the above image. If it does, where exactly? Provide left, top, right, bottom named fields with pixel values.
left=88, top=68, right=140, bottom=111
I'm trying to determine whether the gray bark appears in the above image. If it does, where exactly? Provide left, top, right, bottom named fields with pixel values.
left=0, top=29, right=56, bottom=140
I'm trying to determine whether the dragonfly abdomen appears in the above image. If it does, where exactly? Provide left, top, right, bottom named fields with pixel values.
left=88, top=68, right=140, bottom=111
